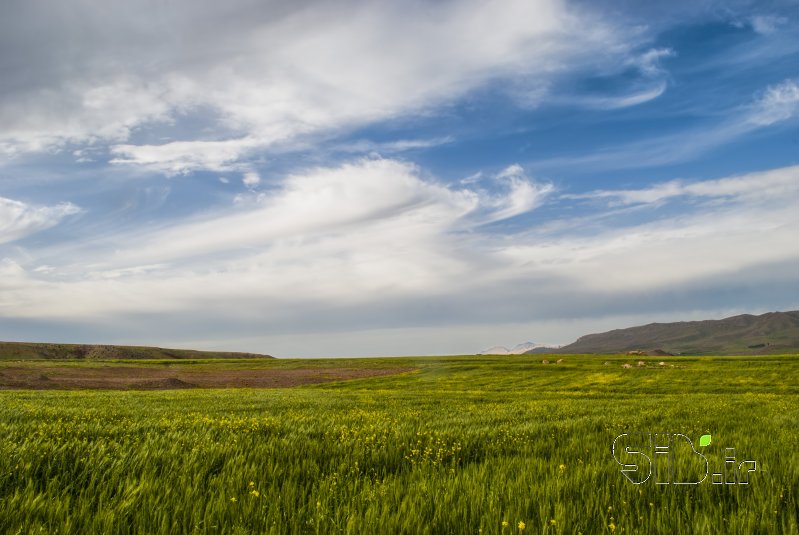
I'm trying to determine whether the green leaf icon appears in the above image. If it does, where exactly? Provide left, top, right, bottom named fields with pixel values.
left=699, top=434, right=711, bottom=447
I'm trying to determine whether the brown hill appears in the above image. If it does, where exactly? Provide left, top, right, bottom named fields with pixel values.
left=0, top=341, right=273, bottom=360
left=529, top=310, right=799, bottom=355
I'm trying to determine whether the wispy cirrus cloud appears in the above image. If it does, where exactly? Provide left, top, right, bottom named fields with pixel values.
left=2, top=161, right=798, bottom=353
left=564, top=164, right=799, bottom=205
left=0, top=0, right=631, bottom=172
left=749, top=14, right=789, bottom=35
left=478, top=164, right=555, bottom=223
left=332, top=137, right=455, bottom=155
left=747, top=79, right=799, bottom=126
left=531, top=79, right=799, bottom=172
left=544, top=47, right=674, bottom=111
left=0, top=158, right=553, bottom=324
left=65, top=159, right=550, bottom=269
left=0, top=197, right=81, bottom=245
left=109, top=137, right=262, bottom=175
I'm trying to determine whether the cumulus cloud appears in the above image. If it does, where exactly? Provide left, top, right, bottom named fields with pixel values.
left=0, top=197, right=81, bottom=245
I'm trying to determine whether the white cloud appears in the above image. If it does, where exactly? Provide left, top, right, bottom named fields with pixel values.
left=564, top=164, right=799, bottom=205
left=532, top=79, right=799, bottom=172
left=82, top=159, right=550, bottom=268
left=545, top=47, right=674, bottom=111
left=481, top=165, right=554, bottom=223
left=0, top=158, right=548, bottom=317
left=573, top=81, right=668, bottom=110
left=748, top=79, right=799, bottom=126
left=750, top=15, right=788, bottom=35
left=460, top=171, right=483, bottom=185
left=0, top=0, right=630, bottom=169
left=242, top=171, right=261, bottom=189
left=0, top=197, right=81, bottom=245
left=0, top=76, right=175, bottom=156
left=5, top=159, right=797, bottom=313
left=2, top=162, right=799, bottom=354
left=632, top=47, right=675, bottom=77
left=493, top=165, right=799, bottom=295
left=496, top=164, right=525, bottom=180
left=334, top=136, right=454, bottom=155
left=110, top=137, right=261, bottom=175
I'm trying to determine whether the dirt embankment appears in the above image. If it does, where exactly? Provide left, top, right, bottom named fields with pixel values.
left=0, top=341, right=273, bottom=360
left=0, top=366, right=414, bottom=390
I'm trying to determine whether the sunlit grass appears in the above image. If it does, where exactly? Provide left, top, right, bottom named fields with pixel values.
left=0, top=355, right=797, bottom=533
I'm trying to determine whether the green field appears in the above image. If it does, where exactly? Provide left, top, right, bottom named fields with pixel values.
left=1, top=355, right=797, bottom=534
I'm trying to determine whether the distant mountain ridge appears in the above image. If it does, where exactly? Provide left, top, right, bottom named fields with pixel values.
left=480, top=342, right=543, bottom=355
left=529, top=311, right=799, bottom=355
left=0, top=341, right=273, bottom=360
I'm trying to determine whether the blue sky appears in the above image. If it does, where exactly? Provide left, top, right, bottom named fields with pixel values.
left=1, top=0, right=799, bottom=356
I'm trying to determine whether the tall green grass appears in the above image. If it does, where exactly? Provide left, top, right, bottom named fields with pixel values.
left=1, top=355, right=797, bottom=533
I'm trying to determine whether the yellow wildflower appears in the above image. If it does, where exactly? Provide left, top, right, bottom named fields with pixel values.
left=250, top=490, right=260, bottom=497
left=518, top=521, right=526, bottom=530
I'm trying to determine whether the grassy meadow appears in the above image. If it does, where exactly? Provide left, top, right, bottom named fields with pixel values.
left=0, top=355, right=797, bottom=534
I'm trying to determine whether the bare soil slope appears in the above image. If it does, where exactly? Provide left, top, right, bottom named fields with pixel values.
left=0, top=341, right=273, bottom=360
left=0, top=366, right=414, bottom=390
